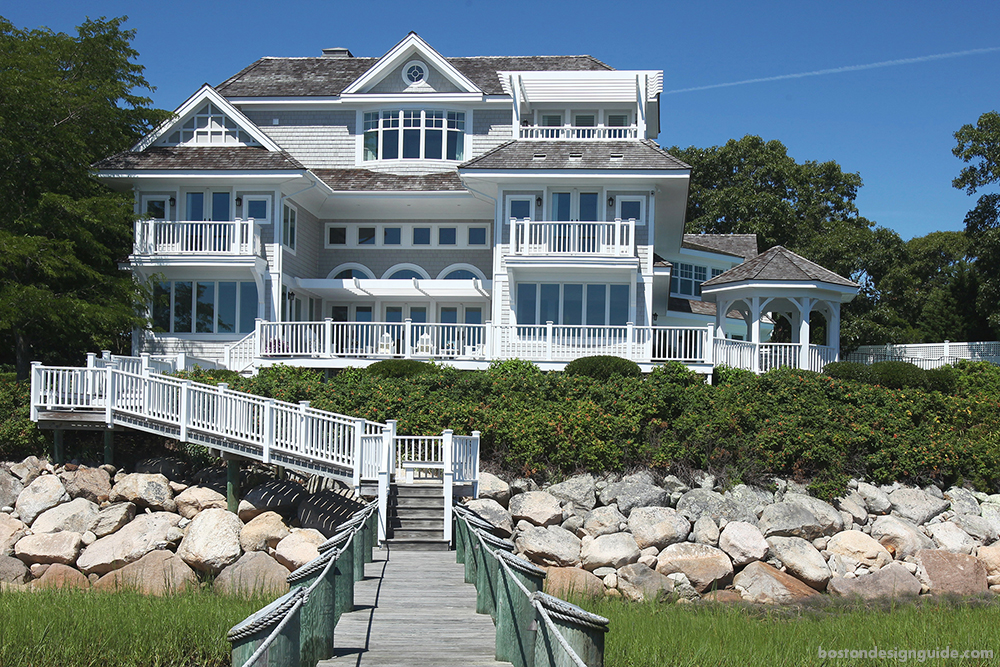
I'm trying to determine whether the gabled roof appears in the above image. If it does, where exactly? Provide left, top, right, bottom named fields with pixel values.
left=312, top=168, right=465, bottom=192
left=216, top=55, right=613, bottom=98
left=341, top=32, right=481, bottom=94
left=132, top=84, right=282, bottom=153
left=668, top=297, right=744, bottom=320
left=682, top=234, right=758, bottom=260
left=94, top=147, right=304, bottom=171
left=701, top=245, right=858, bottom=288
left=459, top=140, right=690, bottom=170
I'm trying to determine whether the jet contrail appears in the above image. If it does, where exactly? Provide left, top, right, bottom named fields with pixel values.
left=665, top=47, right=1000, bottom=94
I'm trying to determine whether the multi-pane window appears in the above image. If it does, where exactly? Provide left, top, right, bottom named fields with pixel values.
left=165, top=103, right=257, bottom=146
left=517, top=283, right=630, bottom=326
left=363, top=110, right=465, bottom=161
left=282, top=205, right=297, bottom=251
left=671, top=263, right=715, bottom=297
left=152, top=281, right=257, bottom=334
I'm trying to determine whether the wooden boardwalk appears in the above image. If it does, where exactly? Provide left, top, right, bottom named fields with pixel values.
left=318, top=548, right=511, bottom=667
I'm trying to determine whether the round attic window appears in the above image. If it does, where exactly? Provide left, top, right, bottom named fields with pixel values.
left=403, top=60, right=427, bottom=84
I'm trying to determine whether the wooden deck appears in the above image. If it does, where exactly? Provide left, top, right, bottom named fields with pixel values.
left=319, top=548, right=511, bottom=667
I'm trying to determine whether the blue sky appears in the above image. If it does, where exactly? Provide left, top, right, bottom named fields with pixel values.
left=8, top=1, right=1000, bottom=240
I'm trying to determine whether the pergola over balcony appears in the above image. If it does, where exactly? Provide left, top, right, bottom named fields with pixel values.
left=700, top=246, right=860, bottom=373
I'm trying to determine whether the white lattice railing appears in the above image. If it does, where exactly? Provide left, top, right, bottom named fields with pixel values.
left=30, top=359, right=481, bottom=544
left=518, top=125, right=638, bottom=139
left=848, top=341, right=1000, bottom=369
left=133, top=219, right=261, bottom=256
left=511, top=218, right=635, bottom=256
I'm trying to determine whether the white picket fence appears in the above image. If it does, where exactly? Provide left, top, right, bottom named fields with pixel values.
left=30, top=356, right=480, bottom=543
left=847, top=341, right=1000, bottom=369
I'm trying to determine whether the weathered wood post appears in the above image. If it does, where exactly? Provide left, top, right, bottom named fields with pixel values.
left=52, top=430, right=65, bottom=466
left=318, top=531, right=354, bottom=625
left=533, top=592, right=609, bottom=667
left=103, top=429, right=114, bottom=466
left=229, top=586, right=306, bottom=667
left=474, top=529, right=514, bottom=620
left=363, top=510, right=375, bottom=563
left=462, top=513, right=494, bottom=584
left=226, top=457, right=241, bottom=514
left=454, top=508, right=467, bottom=565
left=495, top=550, right=546, bottom=667
left=287, top=550, right=338, bottom=666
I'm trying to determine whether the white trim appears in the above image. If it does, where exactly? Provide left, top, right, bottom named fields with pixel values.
left=382, top=263, right=430, bottom=280
left=282, top=202, right=298, bottom=255
left=327, top=263, right=375, bottom=280
left=342, top=33, right=482, bottom=95
left=132, top=85, right=282, bottom=153
left=436, top=264, right=487, bottom=281
left=402, top=60, right=428, bottom=85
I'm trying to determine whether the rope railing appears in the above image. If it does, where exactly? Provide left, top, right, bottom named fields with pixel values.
left=229, top=502, right=377, bottom=667
left=454, top=505, right=609, bottom=667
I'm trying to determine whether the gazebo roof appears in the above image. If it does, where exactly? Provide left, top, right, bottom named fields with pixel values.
left=702, top=245, right=858, bottom=289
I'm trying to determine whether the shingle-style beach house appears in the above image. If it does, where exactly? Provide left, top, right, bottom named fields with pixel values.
left=95, top=32, right=858, bottom=375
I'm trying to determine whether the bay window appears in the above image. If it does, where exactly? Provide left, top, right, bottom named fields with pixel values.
left=363, top=110, right=465, bottom=161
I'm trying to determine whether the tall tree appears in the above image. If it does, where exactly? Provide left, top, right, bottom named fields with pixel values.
left=668, top=135, right=907, bottom=349
left=953, top=110, right=1000, bottom=331
left=0, top=16, right=169, bottom=378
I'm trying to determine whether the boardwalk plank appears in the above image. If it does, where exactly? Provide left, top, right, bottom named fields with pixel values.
left=318, top=548, right=511, bottom=667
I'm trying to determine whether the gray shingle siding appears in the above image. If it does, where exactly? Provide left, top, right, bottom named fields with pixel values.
left=259, top=127, right=356, bottom=169
left=318, top=248, right=492, bottom=281
left=471, top=109, right=513, bottom=158
left=241, top=110, right=356, bottom=128
left=282, top=205, right=321, bottom=279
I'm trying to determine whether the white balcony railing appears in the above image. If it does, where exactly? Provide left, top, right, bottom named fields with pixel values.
left=519, top=125, right=638, bottom=140
left=511, top=218, right=635, bottom=256
left=133, top=219, right=261, bottom=256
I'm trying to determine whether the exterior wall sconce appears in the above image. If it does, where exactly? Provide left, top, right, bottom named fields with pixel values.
left=608, top=196, right=615, bottom=208
left=235, top=196, right=243, bottom=207
left=169, top=197, right=176, bottom=207
left=535, top=196, right=542, bottom=207
left=652, top=312, right=658, bottom=322
left=287, top=290, right=296, bottom=301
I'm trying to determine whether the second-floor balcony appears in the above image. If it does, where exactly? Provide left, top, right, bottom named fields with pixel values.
left=510, top=218, right=636, bottom=257
left=133, top=219, right=261, bottom=258
left=518, top=125, right=638, bottom=140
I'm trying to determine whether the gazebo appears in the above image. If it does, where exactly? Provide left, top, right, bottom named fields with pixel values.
left=700, top=246, right=860, bottom=372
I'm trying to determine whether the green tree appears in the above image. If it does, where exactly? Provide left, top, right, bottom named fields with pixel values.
left=0, top=16, right=169, bottom=378
left=953, top=110, right=1000, bottom=331
left=668, top=135, right=907, bottom=349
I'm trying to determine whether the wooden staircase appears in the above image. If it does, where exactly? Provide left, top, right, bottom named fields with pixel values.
left=387, top=483, right=449, bottom=551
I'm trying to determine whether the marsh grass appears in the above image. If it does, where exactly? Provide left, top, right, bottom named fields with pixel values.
left=583, top=594, right=1000, bottom=666
left=0, top=586, right=270, bottom=667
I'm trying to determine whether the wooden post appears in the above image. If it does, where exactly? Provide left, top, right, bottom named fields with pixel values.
left=52, top=430, right=64, bottom=466
left=533, top=593, right=608, bottom=667
left=229, top=587, right=305, bottom=667
left=364, top=511, right=375, bottom=563
left=442, top=429, right=454, bottom=545
left=333, top=544, right=354, bottom=623
left=352, top=527, right=365, bottom=582
left=226, top=459, right=240, bottom=514
left=464, top=522, right=479, bottom=584
left=495, top=551, right=546, bottom=667
left=103, top=430, right=114, bottom=466
left=475, top=531, right=514, bottom=620
left=287, top=552, right=337, bottom=665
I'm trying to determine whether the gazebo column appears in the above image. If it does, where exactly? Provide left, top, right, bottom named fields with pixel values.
left=827, top=301, right=841, bottom=360
left=798, top=298, right=815, bottom=370
left=750, top=296, right=762, bottom=374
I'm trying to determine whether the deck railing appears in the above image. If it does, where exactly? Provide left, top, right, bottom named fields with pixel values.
left=714, top=339, right=837, bottom=373
left=847, top=341, right=1000, bottom=369
left=32, top=356, right=480, bottom=544
left=518, top=125, right=637, bottom=139
left=133, top=218, right=261, bottom=256
left=511, top=218, right=635, bottom=256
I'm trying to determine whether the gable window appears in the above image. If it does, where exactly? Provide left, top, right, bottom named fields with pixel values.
left=671, top=263, right=713, bottom=297
left=363, top=109, right=464, bottom=161
left=164, top=103, right=258, bottom=146
left=403, top=61, right=427, bottom=84
left=282, top=204, right=297, bottom=251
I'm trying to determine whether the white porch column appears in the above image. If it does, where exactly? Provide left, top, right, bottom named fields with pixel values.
left=798, top=298, right=815, bottom=370
left=828, top=301, right=841, bottom=361
left=750, top=296, right=761, bottom=374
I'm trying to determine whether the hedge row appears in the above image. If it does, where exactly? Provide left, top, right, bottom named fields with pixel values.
left=6, top=358, right=1000, bottom=498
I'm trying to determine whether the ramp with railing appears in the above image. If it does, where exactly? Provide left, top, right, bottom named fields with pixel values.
left=29, top=355, right=479, bottom=544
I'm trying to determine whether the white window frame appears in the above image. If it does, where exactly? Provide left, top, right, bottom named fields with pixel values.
left=616, top=196, right=645, bottom=226
left=361, top=108, right=466, bottom=162
left=515, top=282, right=630, bottom=327
left=241, top=195, right=271, bottom=225
left=282, top=203, right=297, bottom=254
left=141, top=194, right=171, bottom=221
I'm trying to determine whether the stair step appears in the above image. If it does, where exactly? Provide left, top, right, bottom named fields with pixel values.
left=393, top=518, right=444, bottom=529
left=391, top=509, right=442, bottom=520
left=395, top=497, right=444, bottom=509
left=387, top=538, right=450, bottom=551
left=392, top=527, right=444, bottom=540
left=393, top=484, right=444, bottom=497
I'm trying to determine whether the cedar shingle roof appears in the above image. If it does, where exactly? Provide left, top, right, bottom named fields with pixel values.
left=668, top=297, right=744, bottom=320
left=459, top=140, right=689, bottom=170
left=94, top=147, right=304, bottom=171
left=682, top=234, right=758, bottom=260
left=312, top=168, right=466, bottom=191
left=216, top=55, right=613, bottom=98
left=702, top=246, right=858, bottom=288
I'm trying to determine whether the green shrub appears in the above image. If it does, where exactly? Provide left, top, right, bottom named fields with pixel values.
left=564, top=355, right=641, bottom=381
left=823, top=361, right=871, bottom=383
left=868, top=360, right=927, bottom=389
left=0, top=379, right=47, bottom=460
left=924, top=366, right=957, bottom=394
left=712, top=365, right=756, bottom=386
left=365, top=359, right=437, bottom=378
left=952, top=360, right=1000, bottom=398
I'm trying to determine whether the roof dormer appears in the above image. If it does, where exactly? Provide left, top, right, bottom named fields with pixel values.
left=342, top=33, right=482, bottom=96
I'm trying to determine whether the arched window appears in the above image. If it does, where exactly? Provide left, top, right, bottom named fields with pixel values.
left=444, top=269, right=477, bottom=280
left=328, top=264, right=374, bottom=280
left=334, top=269, right=370, bottom=279
left=436, top=264, right=486, bottom=281
left=387, top=269, right=424, bottom=280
